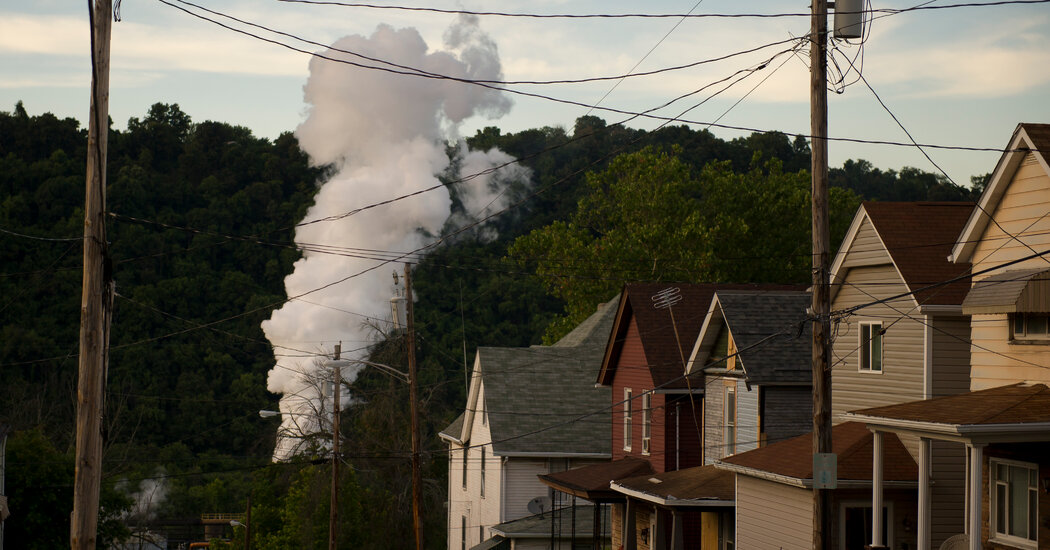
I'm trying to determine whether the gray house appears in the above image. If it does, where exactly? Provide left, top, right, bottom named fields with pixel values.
left=687, top=289, right=814, bottom=463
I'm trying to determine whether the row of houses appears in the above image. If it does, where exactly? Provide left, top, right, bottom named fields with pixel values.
left=440, top=122, right=1050, bottom=550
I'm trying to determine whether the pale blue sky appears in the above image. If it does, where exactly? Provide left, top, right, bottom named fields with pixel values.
left=2, top=0, right=1048, bottom=183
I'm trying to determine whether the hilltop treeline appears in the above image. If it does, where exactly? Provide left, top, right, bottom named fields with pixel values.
left=0, top=102, right=976, bottom=548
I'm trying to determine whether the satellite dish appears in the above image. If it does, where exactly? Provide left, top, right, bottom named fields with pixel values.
left=527, top=496, right=552, bottom=517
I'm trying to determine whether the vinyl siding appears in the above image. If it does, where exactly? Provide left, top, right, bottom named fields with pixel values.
left=703, top=374, right=723, bottom=465
left=930, top=440, right=966, bottom=547
left=736, top=476, right=812, bottom=550
left=970, top=154, right=1050, bottom=277
left=449, top=380, right=495, bottom=550
left=970, top=314, right=1050, bottom=389
left=929, top=315, right=972, bottom=399
left=611, top=316, right=663, bottom=468
left=736, top=382, right=759, bottom=456
left=502, top=458, right=552, bottom=521
left=761, top=385, right=812, bottom=446
left=831, top=264, right=926, bottom=421
left=841, top=217, right=893, bottom=269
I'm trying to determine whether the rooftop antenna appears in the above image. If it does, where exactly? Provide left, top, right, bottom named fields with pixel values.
left=652, top=287, right=705, bottom=456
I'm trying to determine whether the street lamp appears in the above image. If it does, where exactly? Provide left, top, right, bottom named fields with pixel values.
left=229, top=518, right=249, bottom=550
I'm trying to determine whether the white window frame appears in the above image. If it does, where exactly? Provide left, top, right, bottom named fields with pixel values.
left=641, top=391, right=652, bottom=455
left=623, top=388, right=633, bottom=451
left=724, top=385, right=736, bottom=456
left=480, top=446, right=486, bottom=498
left=858, top=321, right=884, bottom=373
left=990, top=457, right=1039, bottom=549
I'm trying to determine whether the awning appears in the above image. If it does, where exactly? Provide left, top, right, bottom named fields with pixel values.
left=961, top=267, right=1050, bottom=314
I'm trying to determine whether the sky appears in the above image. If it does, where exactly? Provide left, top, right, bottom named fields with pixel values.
left=2, top=0, right=1049, bottom=185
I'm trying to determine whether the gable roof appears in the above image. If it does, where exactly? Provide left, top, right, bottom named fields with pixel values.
left=473, top=345, right=611, bottom=456
left=952, top=123, right=1050, bottom=265
left=596, top=283, right=803, bottom=389
left=830, top=202, right=974, bottom=308
left=688, top=290, right=811, bottom=384
left=716, top=422, right=917, bottom=488
left=441, top=295, right=619, bottom=456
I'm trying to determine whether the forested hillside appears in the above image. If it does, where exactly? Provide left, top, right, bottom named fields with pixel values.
left=0, top=101, right=977, bottom=548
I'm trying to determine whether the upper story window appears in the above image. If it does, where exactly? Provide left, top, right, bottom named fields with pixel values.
left=859, top=322, right=883, bottom=373
left=1012, top=313, right=1050, bottom=342
left=724, top=385, right=736, bottom=456
left=623, top=388, right=633, bottom=451
left=641, top=392, right=652, bottom=455
left=991, top=458, right=1038, bottom=548
left=461, top=447, right=468, bottom=489
left=480, top=446, right=486, bottom=498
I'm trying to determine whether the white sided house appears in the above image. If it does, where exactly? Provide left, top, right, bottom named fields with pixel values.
left=439, top=297, right=617, bottom=550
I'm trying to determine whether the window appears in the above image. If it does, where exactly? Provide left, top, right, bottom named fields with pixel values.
left=461, top=447, right=468, bottom=489
left=480, top=446, right=486, bottom=498
left=641, top=392, right=652, bottom=455
left=991, top=458, right=1038, bottom=547
left=461, top=516, right=467, bottom=550
left=724, top=385, right=736, bottom=456
left=623, top=388, right=633, bottom=451
left=1012, top=313, right=1050, bottom=341
left=859, top=322, right=883, bottom=372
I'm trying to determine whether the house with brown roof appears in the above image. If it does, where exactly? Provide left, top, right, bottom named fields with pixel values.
left=715, top=422, right=918, bottom=549
left=829, top=200, right=975, bottom=548
left=847, top=123, right=1050, bottom=550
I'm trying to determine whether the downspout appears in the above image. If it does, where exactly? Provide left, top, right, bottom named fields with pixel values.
left=500, top=456, right=508, bottom=523
left=675, top=401, right=680, bottom=470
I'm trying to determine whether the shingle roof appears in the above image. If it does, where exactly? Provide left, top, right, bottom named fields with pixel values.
left=552, top=295, right=619, bottom=348
left=598, top=283, right=803, bottom=389
left=612, top=464, right=735, bottom=504
left=440, top=296, right=619, bottom=455
left=849, top=383, right=1050, bottom=426
left=1023, top=123, right=1050, bottom=155
left=717, top=422, right=916, bottom=483
left=479, top=345, right=611, bottom=455
left=862, top=202, right=974, bottom=306
left=438, top=412, right=465, bottom=444
left=539, top=457, right=654, bottom=501
left=710, top=290, right=811, bottom=384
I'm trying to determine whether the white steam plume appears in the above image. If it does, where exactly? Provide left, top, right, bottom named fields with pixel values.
left=261, top=16, right=526, bottom=459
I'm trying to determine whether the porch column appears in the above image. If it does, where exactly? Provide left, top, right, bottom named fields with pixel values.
left=871, top=430, right=886, bottom=549
left=918, top=437, right=931, bottom=550
left=967, top=444, right=984, bottom=550
left=670, top=510, right=684, bottom=550
left=625, top=498, right=637, bottom=550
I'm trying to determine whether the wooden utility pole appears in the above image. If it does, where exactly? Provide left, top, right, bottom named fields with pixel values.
left=810, top=0, right=833, bottom=549
left=330, top=344, right=341, bottom=550
left=404, top=265, right=423, bottom=550
left=244, top=495, right=252, bottom=550
left=72, top=1, right=113, bottom=548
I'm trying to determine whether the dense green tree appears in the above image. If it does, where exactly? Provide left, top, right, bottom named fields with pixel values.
left=509, top=148, right=861, bottom=342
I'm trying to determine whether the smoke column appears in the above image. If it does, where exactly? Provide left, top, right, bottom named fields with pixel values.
left=261, top=16, right=524, bottom=459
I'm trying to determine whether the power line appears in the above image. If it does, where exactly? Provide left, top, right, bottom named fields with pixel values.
left=275, top=0, right=1050, bottom=19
